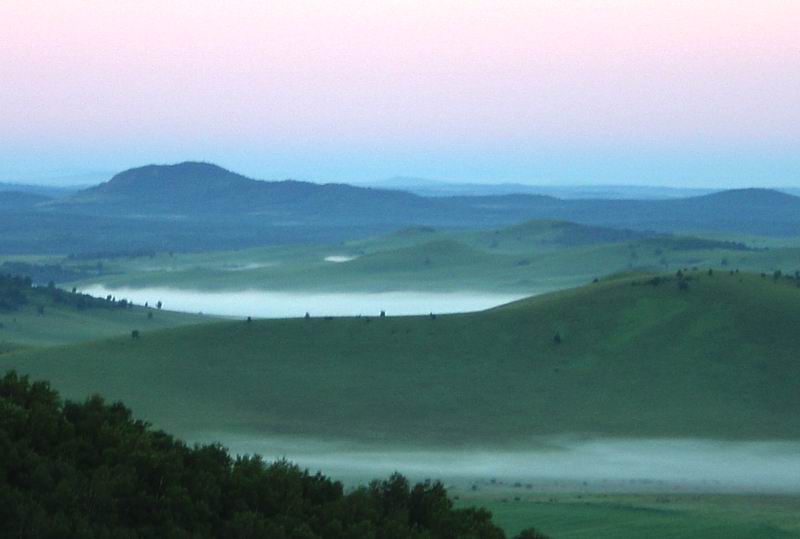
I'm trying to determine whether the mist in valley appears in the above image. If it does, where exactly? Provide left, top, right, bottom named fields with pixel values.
left=73, top=283, right=800, bottom=496
left=191, top=433, right=800, bottom=494
left=78, top=284, right=526, bottom=318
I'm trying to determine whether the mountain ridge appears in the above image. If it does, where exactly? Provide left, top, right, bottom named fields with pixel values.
left=6, top=161, right=800, bottom=254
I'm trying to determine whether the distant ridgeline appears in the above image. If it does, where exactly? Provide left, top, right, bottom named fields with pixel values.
left=0, top=372, right=544, bottom=539
left=0, top=273, right=134, bottom=312
left=3, top=161, right=800, bottom=254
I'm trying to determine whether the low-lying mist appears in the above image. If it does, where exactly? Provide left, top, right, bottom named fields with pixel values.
left=78, top=285, right=525, bottom=317
left=192, top=434, right=800, bottom=494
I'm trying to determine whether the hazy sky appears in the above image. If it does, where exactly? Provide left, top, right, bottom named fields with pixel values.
left=1, top=1, right=798, bottom=186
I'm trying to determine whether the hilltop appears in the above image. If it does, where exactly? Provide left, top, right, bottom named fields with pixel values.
left=5, top=271, right=800, bottom=445
left=63, top=161, right=430, bottom=218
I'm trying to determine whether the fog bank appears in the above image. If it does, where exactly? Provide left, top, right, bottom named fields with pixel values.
left=78, top=285, right=524, bottom=318
left=194, top=434, right=800, bottom=494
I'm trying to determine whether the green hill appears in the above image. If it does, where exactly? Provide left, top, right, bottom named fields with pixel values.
left=3, top=271, right=800, bottom=445
left=58, top=218, right=800, bottom=295
left=0, top=275, right=207, bottom=347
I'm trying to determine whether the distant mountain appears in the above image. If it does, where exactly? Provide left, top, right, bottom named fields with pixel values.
left=694, top=187, right=800, bottom=208
left=447, top=187, right=800, bottom=236
left=6, top=161, right=800, bottom=254
left=64, top=162, right=435, bottom=221
left=368, top=177, right=720, bottom=199
left=86, top=162, right=253, bottom=196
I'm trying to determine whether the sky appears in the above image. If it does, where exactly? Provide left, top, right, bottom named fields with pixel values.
left=1, top=0, right=798, bottom=187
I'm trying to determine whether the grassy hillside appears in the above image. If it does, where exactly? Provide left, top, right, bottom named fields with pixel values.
left=0, top=278, right=207, bottom=347
left=58, top=220, right=800, bottom=294
left=4, top=271, right=800, bottom=445
left=456, top=492, right=800, bottom=539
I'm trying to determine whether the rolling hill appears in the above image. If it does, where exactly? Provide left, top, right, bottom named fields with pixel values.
left=4, top=271, right=800, bottom=445
left=66, top=218, right=797, bottom=295
left=0, top=276, right=208, bottom=347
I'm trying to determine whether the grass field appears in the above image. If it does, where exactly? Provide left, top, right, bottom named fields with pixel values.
left=5, top=270, right=800, bottom=537
left=40, top=220, right=800, bottom=295
left=4, top=270, right=800, bottom=444
left=0, top=288, right=209, bottom=348
left=455, top=491, right=800, bottom=538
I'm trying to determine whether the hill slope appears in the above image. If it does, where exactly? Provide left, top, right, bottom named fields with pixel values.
left=73, top=218, right=792, bottom=295
left=0, top=276, right=207, bottom=347
left=4, top=272, right=800, bottom=445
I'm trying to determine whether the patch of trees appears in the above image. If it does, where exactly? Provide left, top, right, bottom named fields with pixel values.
left=0, top=371, right=546, bottom=539
left=67, top=249, right=158, bottom=261
left=0, top=272, right=136, bottom=313
left=644, top=237, right=754, bottom=252
left=548, top=223, right=651, bottom=246
left=47, top=285, right=134, bottom=311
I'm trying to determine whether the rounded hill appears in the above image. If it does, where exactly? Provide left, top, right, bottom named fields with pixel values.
left=5, top=271, right=800, bottom=445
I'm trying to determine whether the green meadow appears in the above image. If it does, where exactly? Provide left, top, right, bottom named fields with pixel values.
left=0, top=283, right=207, bottom=348
left=456, top=492, right=800, bottom=539
left=4, top=271, right=800, bottom=444
left=5, top=222, right=800, bottom=538
left=52, top=221, right=800, bottom=295
left=4, top=269, right=800, bottom=537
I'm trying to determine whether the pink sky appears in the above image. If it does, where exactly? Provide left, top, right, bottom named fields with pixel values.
left=1, top=1, right=798, bottom=185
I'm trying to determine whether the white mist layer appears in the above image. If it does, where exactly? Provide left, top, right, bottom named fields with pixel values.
left=193, top=435, right=800, bottom=494
left=324, top=255, right=358, bottom=263
left=78, top=285, right=524, bottom=318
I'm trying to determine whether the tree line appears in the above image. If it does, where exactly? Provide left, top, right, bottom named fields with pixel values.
left=0, top=273, right=137, bottom=313
left=0, top=371, right=547, bottom=539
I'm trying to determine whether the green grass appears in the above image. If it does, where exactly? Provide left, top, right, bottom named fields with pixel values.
left=0, top=292, right=209, bottom=348
left=455, top=492, right=800, bottom=538
left=44, top=220, right=800, bottom=295
left=3, top=271, right=800, bottom=444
